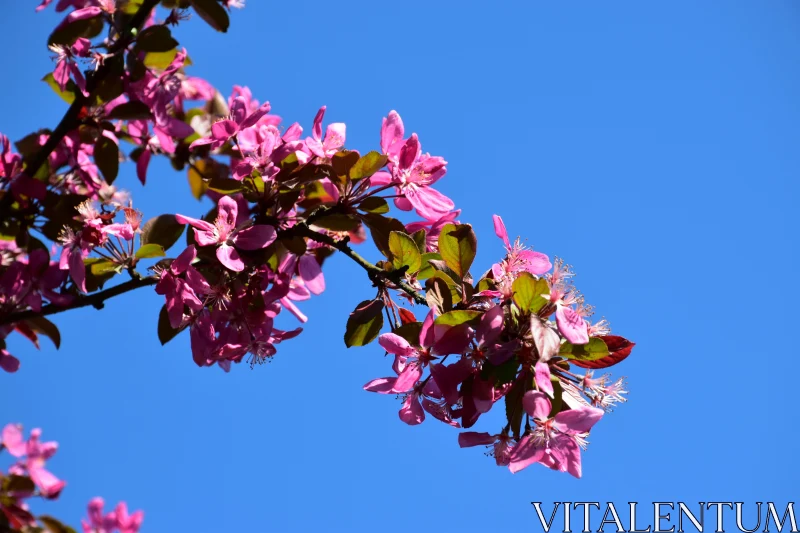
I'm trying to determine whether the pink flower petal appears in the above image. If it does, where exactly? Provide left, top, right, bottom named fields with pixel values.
left=476, top=304, right=504, bottom=347
left=239, top=101, right=272, bottom=130
left=458, top=432, right=496, bottom=448
left=174, top=214, right=215, bottom=233
left=378, top=332, right=414, bottom=357
left=233, top=225, right=276, bottom=250
left=492, top=214, right=511, bottom=248
left=216, top=243, right=244, bottom=271
left=399, top=394, right=424, bottom=425
left=508, top=434, right=546, bottom=474
left=522, top=390, right=551, bottom=420
left=363, top=377, right=397, bottom=394
left=380, top=110, right=405, bottom=159
left=554, top=405, right=604, bottom=435
left=392, top=363, right=422, bottom=393
left=534, top=361, right=554, bottom=397
left=530, top=316, right=561, bottom=362
left=0, top=351, right=20, bottom=373
left=556, top=305, right=589, bottom=345
left=519, top=249, right=552, bottom=276
left=298, top=255, right=325, bottom=295
left=1, top=424, right=26, bottom=457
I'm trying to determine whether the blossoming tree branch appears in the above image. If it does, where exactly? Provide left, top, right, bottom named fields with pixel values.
left=0, top=1, right=636, bottom=531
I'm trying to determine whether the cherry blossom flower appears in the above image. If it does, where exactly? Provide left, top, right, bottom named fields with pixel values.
left=175, top=196, right=276, bottom=271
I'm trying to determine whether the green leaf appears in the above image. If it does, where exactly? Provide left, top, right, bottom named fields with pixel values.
left=417, top=252, right=441, bottom=280
left=189, top=0, right=230, bottom=32
left=143, top=48, right=192, bottom=69
left=411, top=229, right=427, bottom=252
left=344, top=299, right=384, bottom=347
left=106, top=101, right=152, bottom=121
left=393, top=321, right=422, bottom=345
left=424, top=276, right=453, bottom=315
left=89, top=260, right=122, bottom=276
left=504, top=376, right=526, bottom=439
left=438, top=223, right=477, bottom=280
left=187, top=161, right=210, bottom=200
left=548, top=378, right=564, bottom=416
left=42, top=73, right=75, bottom=104
left=48, top=13, right=104, bottom=45
left=157, top=305, right=183, bottom=345
left=388, top=231, right=422, bottom=273
left=94, top=137, right=119, bottom=184
left=5, top=474, right=35, bottom=493
left=559, top=337, right=609, bottom=362
left=511, top=273, right=550, bottom=314
left=350, top=151, right=388, bottom=181
left=331, top=150, right=359, bottom=182
left=434, top=310, right=482, bottom=327
left=24, top=316, right=61, bottom=349
left=39, top=515, right=77, bottom=533
left=208, top=176, right=244, bottom=194
left=140, top=214, right=185, bottom=252
left=120, top=0, right=146, bottom=14
left=136, top=25, right=179, bottom=52
left=483, top=356, right=519, bottom=386
left=357, top=197, right=389, bottom=214
left=314, top=214, right=360, bottom=232
left=135, top=243, right=166, bottom=259
left=360, top=214, right=406, bottom=259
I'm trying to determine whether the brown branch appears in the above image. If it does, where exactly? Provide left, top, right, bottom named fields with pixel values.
left=0, top=222, right=428, bottom=326
left=0, top=276, right=157, bottom=326
left=293, top=224, right=428, bottom=306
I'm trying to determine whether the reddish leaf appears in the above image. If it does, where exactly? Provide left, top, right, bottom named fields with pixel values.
left=569, top=335, right=635, bottom=369
left=398, top=307, right=416, bottom=325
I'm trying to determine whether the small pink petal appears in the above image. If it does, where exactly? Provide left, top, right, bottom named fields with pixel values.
left=233, top=225, right=276, bottom=250
left=492, top=214, right=510, bottom=248
left=508, top=435, right=546, bottom=474
left=216, top=243, right=244, bottom=271
left=556, top=305, right=589, bottom=345
left=534, top=361, right=554, bottom=397
left=392, top=363, right=422, bottom=393
left=363, top=377, right=397, bottom=394
left=398, top=394, right=424, bottom=425
left=1, top=424, right=26, bottom=456
left=378, top=333, right=414, bottom=357
left=298, top=255, right=325, bottom=295
left=522, top=390, right=551, bottom=420
left=458, top=432, right=496, bottom=448
left=554, top=405, right=604, bottom=435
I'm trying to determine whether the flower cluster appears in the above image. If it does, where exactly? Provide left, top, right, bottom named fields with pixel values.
left=361, top=215, right=634, bottom=477
left=0, top=10, right=635, bottom=533
left=0, top=422, right=143, bottom=532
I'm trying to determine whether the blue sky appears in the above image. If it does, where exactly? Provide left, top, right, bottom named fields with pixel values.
left=2, top=1, right=799, bottom=531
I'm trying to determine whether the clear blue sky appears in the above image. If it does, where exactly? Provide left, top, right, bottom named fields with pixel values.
left=2, top=1, right=799, bottom=531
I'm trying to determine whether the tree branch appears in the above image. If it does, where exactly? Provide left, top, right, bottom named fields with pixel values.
left=294, top=224, right=428, bottom=306
left=0, top=221, right=428, bottom=327
left=0, top=277, right=157, bottom=326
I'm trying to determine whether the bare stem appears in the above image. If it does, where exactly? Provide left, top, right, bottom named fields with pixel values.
left=0, top=277, right=157, bottom=326
left=293, top=224, right=427, bottom=306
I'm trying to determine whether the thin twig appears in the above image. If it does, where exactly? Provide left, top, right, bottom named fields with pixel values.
left=0, top=277, right=157, bottom=326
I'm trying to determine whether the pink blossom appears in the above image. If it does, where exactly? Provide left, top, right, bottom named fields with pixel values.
left=190, top=96, right=272, bottom=151
left=2, top=424, right=65, bottom=498
left=175, top=196, right=276, bottom=271
left=508, top=391, right=603, bottom=477
left=305, top=106, right=345, bottom=159
left=372, top=111, right=453, bottom=221
left=81, top=497, right=144, bottom=533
